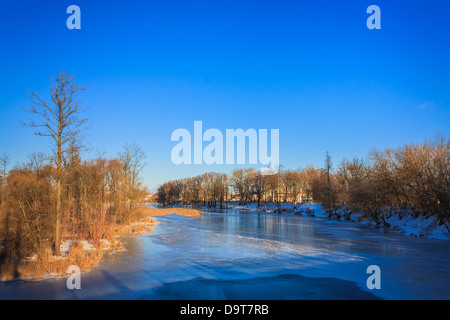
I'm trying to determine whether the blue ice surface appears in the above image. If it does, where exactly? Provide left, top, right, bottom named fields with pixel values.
left=1, top=209, right=449, bottom=300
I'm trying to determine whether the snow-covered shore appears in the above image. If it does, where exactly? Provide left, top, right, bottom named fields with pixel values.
left=211, top=202, right=450, bottom=241
left=1, top=217, right=157, bottom=282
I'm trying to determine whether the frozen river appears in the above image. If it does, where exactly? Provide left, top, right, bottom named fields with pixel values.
left=1, top=210, right=449, bottom=299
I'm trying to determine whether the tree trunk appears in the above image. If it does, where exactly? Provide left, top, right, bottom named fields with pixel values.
left=55, top=128, right=62, bottom=256
left=54, top=178, right=61, bottom=256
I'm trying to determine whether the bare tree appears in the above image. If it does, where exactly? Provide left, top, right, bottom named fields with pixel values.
left=0, top=153, right=10, bottom=224
left=25, top=70, right=88, bottom=256
left=119, top=143, right=146, bottom=215
left=231, top=169, right=246, bottom=204
left=0, top=153, right=10, bottom=185
left=26, top=152, right=48, bottom=177
left=323, top=151, right=336, bottom=216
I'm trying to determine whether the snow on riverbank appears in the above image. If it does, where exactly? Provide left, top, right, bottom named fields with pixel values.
left=1, top=217, right=157, bottom=282
left=225, top=202, right=450, bottom=241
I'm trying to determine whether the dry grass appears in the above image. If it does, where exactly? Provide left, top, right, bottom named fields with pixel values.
left=141, top=207, right=203, bottom=216
left=0, top=207, right=162, bottom=281
left=0, top=206, right=192, bottom=281
left=0, top=243, right=103, bottom=281
left=126, top=217, right=157, bottom=235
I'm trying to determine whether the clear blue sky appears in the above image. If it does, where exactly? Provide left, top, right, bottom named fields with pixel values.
left=1, top=0, right=449, bottom=191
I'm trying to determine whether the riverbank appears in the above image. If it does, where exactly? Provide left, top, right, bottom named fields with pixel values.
left=231, top=202, right=450, bottom=240
left=0, top=207, right=201, bottom=282
left=167, top=202, right=449, bottom=241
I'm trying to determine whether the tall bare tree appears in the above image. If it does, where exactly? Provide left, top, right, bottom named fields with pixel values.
left=0, top=153, right=10, bottom=223
left=25, top=70, right=88, bottom=256
left=0, top=153, right=10, bottom=185
left=119, top=143, right=146, bottom=215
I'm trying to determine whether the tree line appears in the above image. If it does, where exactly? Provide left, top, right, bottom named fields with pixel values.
left=0, top=71, right=148, bottom=275
left=157, top=136, right=450, bottom=233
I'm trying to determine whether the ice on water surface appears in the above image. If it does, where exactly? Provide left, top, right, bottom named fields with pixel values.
left=1, top=210, right=449, bottom=299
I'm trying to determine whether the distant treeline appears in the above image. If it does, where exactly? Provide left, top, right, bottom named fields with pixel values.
left=157, top=135, right=450, bottom=232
